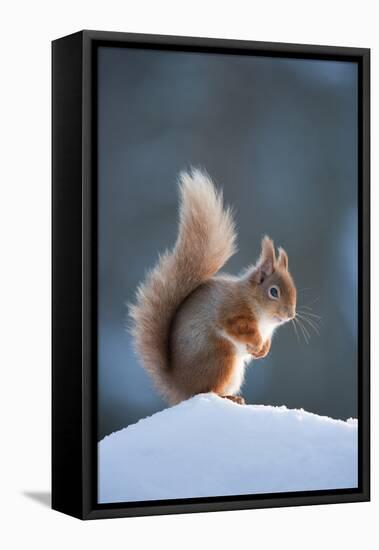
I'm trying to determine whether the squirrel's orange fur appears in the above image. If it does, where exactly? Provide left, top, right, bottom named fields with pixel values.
left=129, top=169, right=297, bottom=405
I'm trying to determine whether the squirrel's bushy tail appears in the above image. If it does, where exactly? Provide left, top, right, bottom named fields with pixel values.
left=129, top=168, right=237, bottom=403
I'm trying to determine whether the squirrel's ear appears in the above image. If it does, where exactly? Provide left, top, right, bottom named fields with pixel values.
left=251, top=236, right=276, bottom=284
left=278, top=247, right=288, bottom=271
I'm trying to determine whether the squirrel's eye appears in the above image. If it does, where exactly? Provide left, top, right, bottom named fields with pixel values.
left=268, top=286, right=280, bottom=299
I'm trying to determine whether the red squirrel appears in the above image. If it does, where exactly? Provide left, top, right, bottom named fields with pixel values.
left=130, top=169, right=297, bottom=405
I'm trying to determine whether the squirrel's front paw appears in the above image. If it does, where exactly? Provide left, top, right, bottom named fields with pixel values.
left=247, top=339, right=271, bottom=359
left=246, top=343, right=260, bottom=356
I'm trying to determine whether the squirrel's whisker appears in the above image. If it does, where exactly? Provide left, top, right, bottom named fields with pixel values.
left=303, top=296, right=320, bottom=308
left=297, top=311, right=319, bottom=329
left=296, top=315, right=311, bottom=343
left=291, top=319, right=300, bottom=342
left=299, top=304, right=321, bottom=315
left=297, top=309, right=322, bottom=320
left=299, top=319, right=311, bottom=342
left=297, top=310, right=319, bottom=322
left=294, top=315, right=309, bottom=344
left=297, top=310, right=322, bottom=329
left=296, top=312, right=320, bottom=335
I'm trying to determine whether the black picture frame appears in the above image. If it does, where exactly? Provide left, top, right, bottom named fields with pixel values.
left=52, top=30, right=370, bottom=520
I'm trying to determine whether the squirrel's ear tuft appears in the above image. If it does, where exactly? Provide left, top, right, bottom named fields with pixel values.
left=251, top=236, right=276, bottom=284
left=278, top=247, right=288, bottom=271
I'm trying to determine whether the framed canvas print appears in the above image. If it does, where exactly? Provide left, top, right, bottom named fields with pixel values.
left=52, top=30, right=370, bottom=520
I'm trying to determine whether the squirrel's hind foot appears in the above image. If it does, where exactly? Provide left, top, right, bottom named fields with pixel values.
left=222, top=395, right=245, bottom=405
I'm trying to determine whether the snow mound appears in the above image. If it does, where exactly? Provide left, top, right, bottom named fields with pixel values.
left=98, top=393, right=358, bottom=503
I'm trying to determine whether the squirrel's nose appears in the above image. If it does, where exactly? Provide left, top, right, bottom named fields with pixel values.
left=283, top=307, right=295, bottom=320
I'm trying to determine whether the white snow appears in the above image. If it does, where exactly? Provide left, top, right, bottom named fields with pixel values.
left=98, top=393, right=358, bottom=503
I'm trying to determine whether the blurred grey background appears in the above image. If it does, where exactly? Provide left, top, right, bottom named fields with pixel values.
left=97, top=46, right=357, bottom=440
